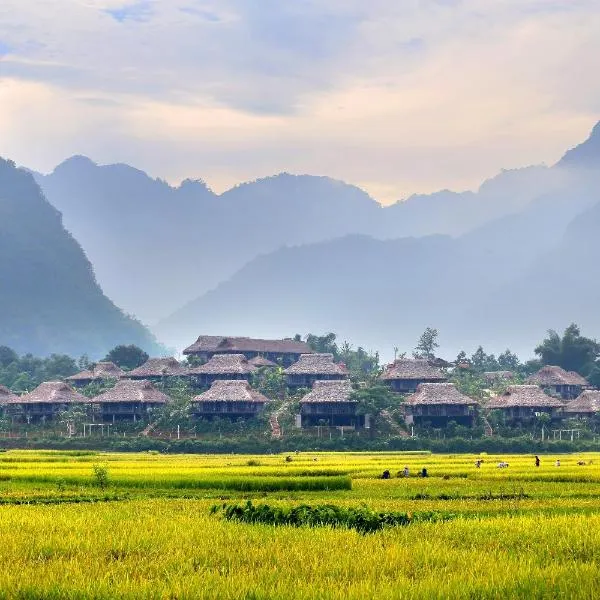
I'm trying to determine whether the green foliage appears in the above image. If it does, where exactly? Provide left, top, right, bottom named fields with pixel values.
left=92, top=464, right=110, bottom=490
left=351, top=384, right=399, bottom=416
left=213, top=500, right=451, bottom=534
left=251, top=366, right=286, bottom=399
left=413, top=327, right=439, bottom=359
left=103, top=345, right=149, bottom=370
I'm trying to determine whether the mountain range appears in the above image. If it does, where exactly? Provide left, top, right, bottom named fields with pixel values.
left=0, top=158, right=162, bottom=358
left=10, top=119, right=600, bottom=359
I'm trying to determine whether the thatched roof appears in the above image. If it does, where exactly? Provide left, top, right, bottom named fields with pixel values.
left=405, top=383, right=478, bottom=406
left=192, top=380, right=269, bottom=403
left=20, top=381, right=90, bottom=404
left=526, top=366, right=588, bottom=387
left=0, top=385, right=19, bottom=405
left=92, top=379, right=170, bottom=404
left=300, top=380, right=355, bottom=404
left=248, top=356, right=278, bottom=368
left=486, top=385, right=565, bottom=409
left=125, top=358, right=189, bottom=378
left=381, top=358, right=447, bottom=381
left=483, top=371, right=514, bottom=382
left=183, top=335, right=312, bottom=355
left=284, top=354, right=348, bottom=376
left=189, top=354, right=257, bottom=375
left=67, top=361, right=125, bottom=383
left=564, top=391, right=600, bottom=414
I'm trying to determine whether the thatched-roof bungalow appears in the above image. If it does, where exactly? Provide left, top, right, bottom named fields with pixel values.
left=404, top=383, right=478, bottom=427
left=483, top=371, right=515, bottom=385
left=190, top=380, right=269, bottom=420
left=380, top=358, right=447, bottom=393
left=284, top=353, right=349, bottom=388
left=526, top=366, right=588, bottom=400
left=183, top=335, right=312, bottom=366
left=124, top=358, right=189, bottom=381
left=189, top=354, right=257, bottom=387
left=16, top=382, right=90, bottom=422
left=248, top=356, right=278, bottom=368
left=0, top=385, right=19, bottom=414
left=92, top=379, right=170, bottom=422
left=486, top=385, right=565, bottom=422
left=564, top=391, right=600, bottom=419
left=66, top=361, right=124, bottom=386
left=298, top=380, right=364, bottom=428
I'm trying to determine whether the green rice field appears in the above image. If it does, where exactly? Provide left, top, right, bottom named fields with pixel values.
left=1, top=450, right=600, bottom=598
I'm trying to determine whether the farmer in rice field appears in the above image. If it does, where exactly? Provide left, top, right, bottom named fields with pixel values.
left=421, top=467, right=428, bottom=477
left=555, top=459, right=561, bottom=467
left=475, top=459, right=481, bottom=468
left=382, top=470, right=391, bottom=479
left=403, top=466, right=410, bottom=477
left=535, top=455, right=540, bottom=467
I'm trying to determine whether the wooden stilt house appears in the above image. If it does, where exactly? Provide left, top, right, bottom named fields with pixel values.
left=16, top=381, right=91, bottom=423
left=190, top=380, right=269, bottom=420
left=284, top=353, right=349, bottom=389
left=92, top=379, right=170, bottom=422
left=526, top=366, right=588, bottom=400
left=564, top=391, right=600, bottom=419
left=0, top=385, right=19, bottom=417
left=404, top=383, right=478, bottom=427
left=298, top=380, right=364, bottom=428
left=124, top=358, right=189, bottom=381
left=66, top=361, right=125, bottom=386
left=380, top=359, right=447, bottom=393
left=485, top=385, right=565, bottom=423
left=189, top=354, right=257, bottom=387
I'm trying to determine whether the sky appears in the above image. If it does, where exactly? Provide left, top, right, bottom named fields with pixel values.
left=1, top=0, right=599, bottom=204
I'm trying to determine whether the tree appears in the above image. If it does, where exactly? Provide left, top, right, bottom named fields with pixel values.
left=497, top=349, right=521, bottom=371
left=469, top=347, right=498, bottom=373
left=305, top=333, right=339, bottom=358
left=413, top=328, right=439, bottom=360
left=104, top=345, right=149, bottom=370
left=534, top=324, right=600, bottom=375
left=0, top=346, right=18, bottom=367
left=351, top=384, right=400, bottom=430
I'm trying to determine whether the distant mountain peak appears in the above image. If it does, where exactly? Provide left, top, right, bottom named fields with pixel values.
left=558, top=120, right=600, bottom=168
left=53, top=155, right=97, bottom=173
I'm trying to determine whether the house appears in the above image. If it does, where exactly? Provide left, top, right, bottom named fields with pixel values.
left=92, top=379, right=170, bottom=422
left=183, top=335, right=313, bottom=366
left=380, top=358, right=447, bottom=393
left=485, top=385, right=565, bottom=422
left=526, top=366, right=588, bottom=400
left=0, top=385, right=19, bottom=415
left=189, top=354, right=257, bottom=387
left=564, top=391, right=600, bottom=419
left=248, top=356, right=278, bottom=368
left=404, top=383, right=478, bottom=427
left=483, top=371, right=515, bottom=385
left=284, top=353, right=349, bottom=388
left=15, top=381, right=91, bottom=423
left=124, top=357, right=189, bottom=381
left=298, top=380, right=365, bottom=428
left=66, top=361, right=125, bottom=386
left=190, top=380, right=269, bottom=420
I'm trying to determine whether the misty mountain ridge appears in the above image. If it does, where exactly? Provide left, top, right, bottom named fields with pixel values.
left=0, top=158, right=163, bottom=358
left=34, top=122, right=598, bottom=326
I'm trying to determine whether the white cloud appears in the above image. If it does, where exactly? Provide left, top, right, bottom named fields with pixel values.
left=0, top=0, right=599, bottom=202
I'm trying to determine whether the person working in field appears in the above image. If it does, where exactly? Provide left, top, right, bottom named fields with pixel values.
left=555, top=459, right=561, bottom=467
left=535, top=456, right=540, bottom=467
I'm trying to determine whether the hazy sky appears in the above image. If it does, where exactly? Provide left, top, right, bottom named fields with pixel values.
left=1, top=0, right=599, bottom=204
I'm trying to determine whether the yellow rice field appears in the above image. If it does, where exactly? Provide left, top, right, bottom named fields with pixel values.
left=0, top=450, right=599, bottom=598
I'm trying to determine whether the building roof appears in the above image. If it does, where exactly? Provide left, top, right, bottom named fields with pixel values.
left=486, top=385, right=565, bottom=409
left=20, top=381, right=90, bottom=404
left=192, top=380, right=269, bottom=403
left=248, top=356, right=278, bottom=368
left=284, top=353, right=349, bottom=376
left=67, top=361, right=125, bottom=383
left=405, top=383, right=478, bottom=406
left=380, top=358, right=447, bottom=381
left=564, top=390, right=600, bottom=414
left=92, top=379, right=170, bottom=404
left=189, top=354, right=257, bottom=375
left=299, top=380, right=355, bottom=404
left=183, top=335, right=313, bottom=355
left=526, top=366, right=588, bottom=387
left=0, top=385, right=19, bottom=404
left=125, top=357, right=189, bottom=378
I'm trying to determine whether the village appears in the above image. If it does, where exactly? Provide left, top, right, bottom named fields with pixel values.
left=0, top=333, right=598, bottom=440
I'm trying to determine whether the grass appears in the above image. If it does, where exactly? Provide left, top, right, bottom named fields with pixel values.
left=0, top=450, right=599, bottom=597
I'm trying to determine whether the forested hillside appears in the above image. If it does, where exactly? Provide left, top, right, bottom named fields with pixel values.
left=0, top=158, right=162, bottom=358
